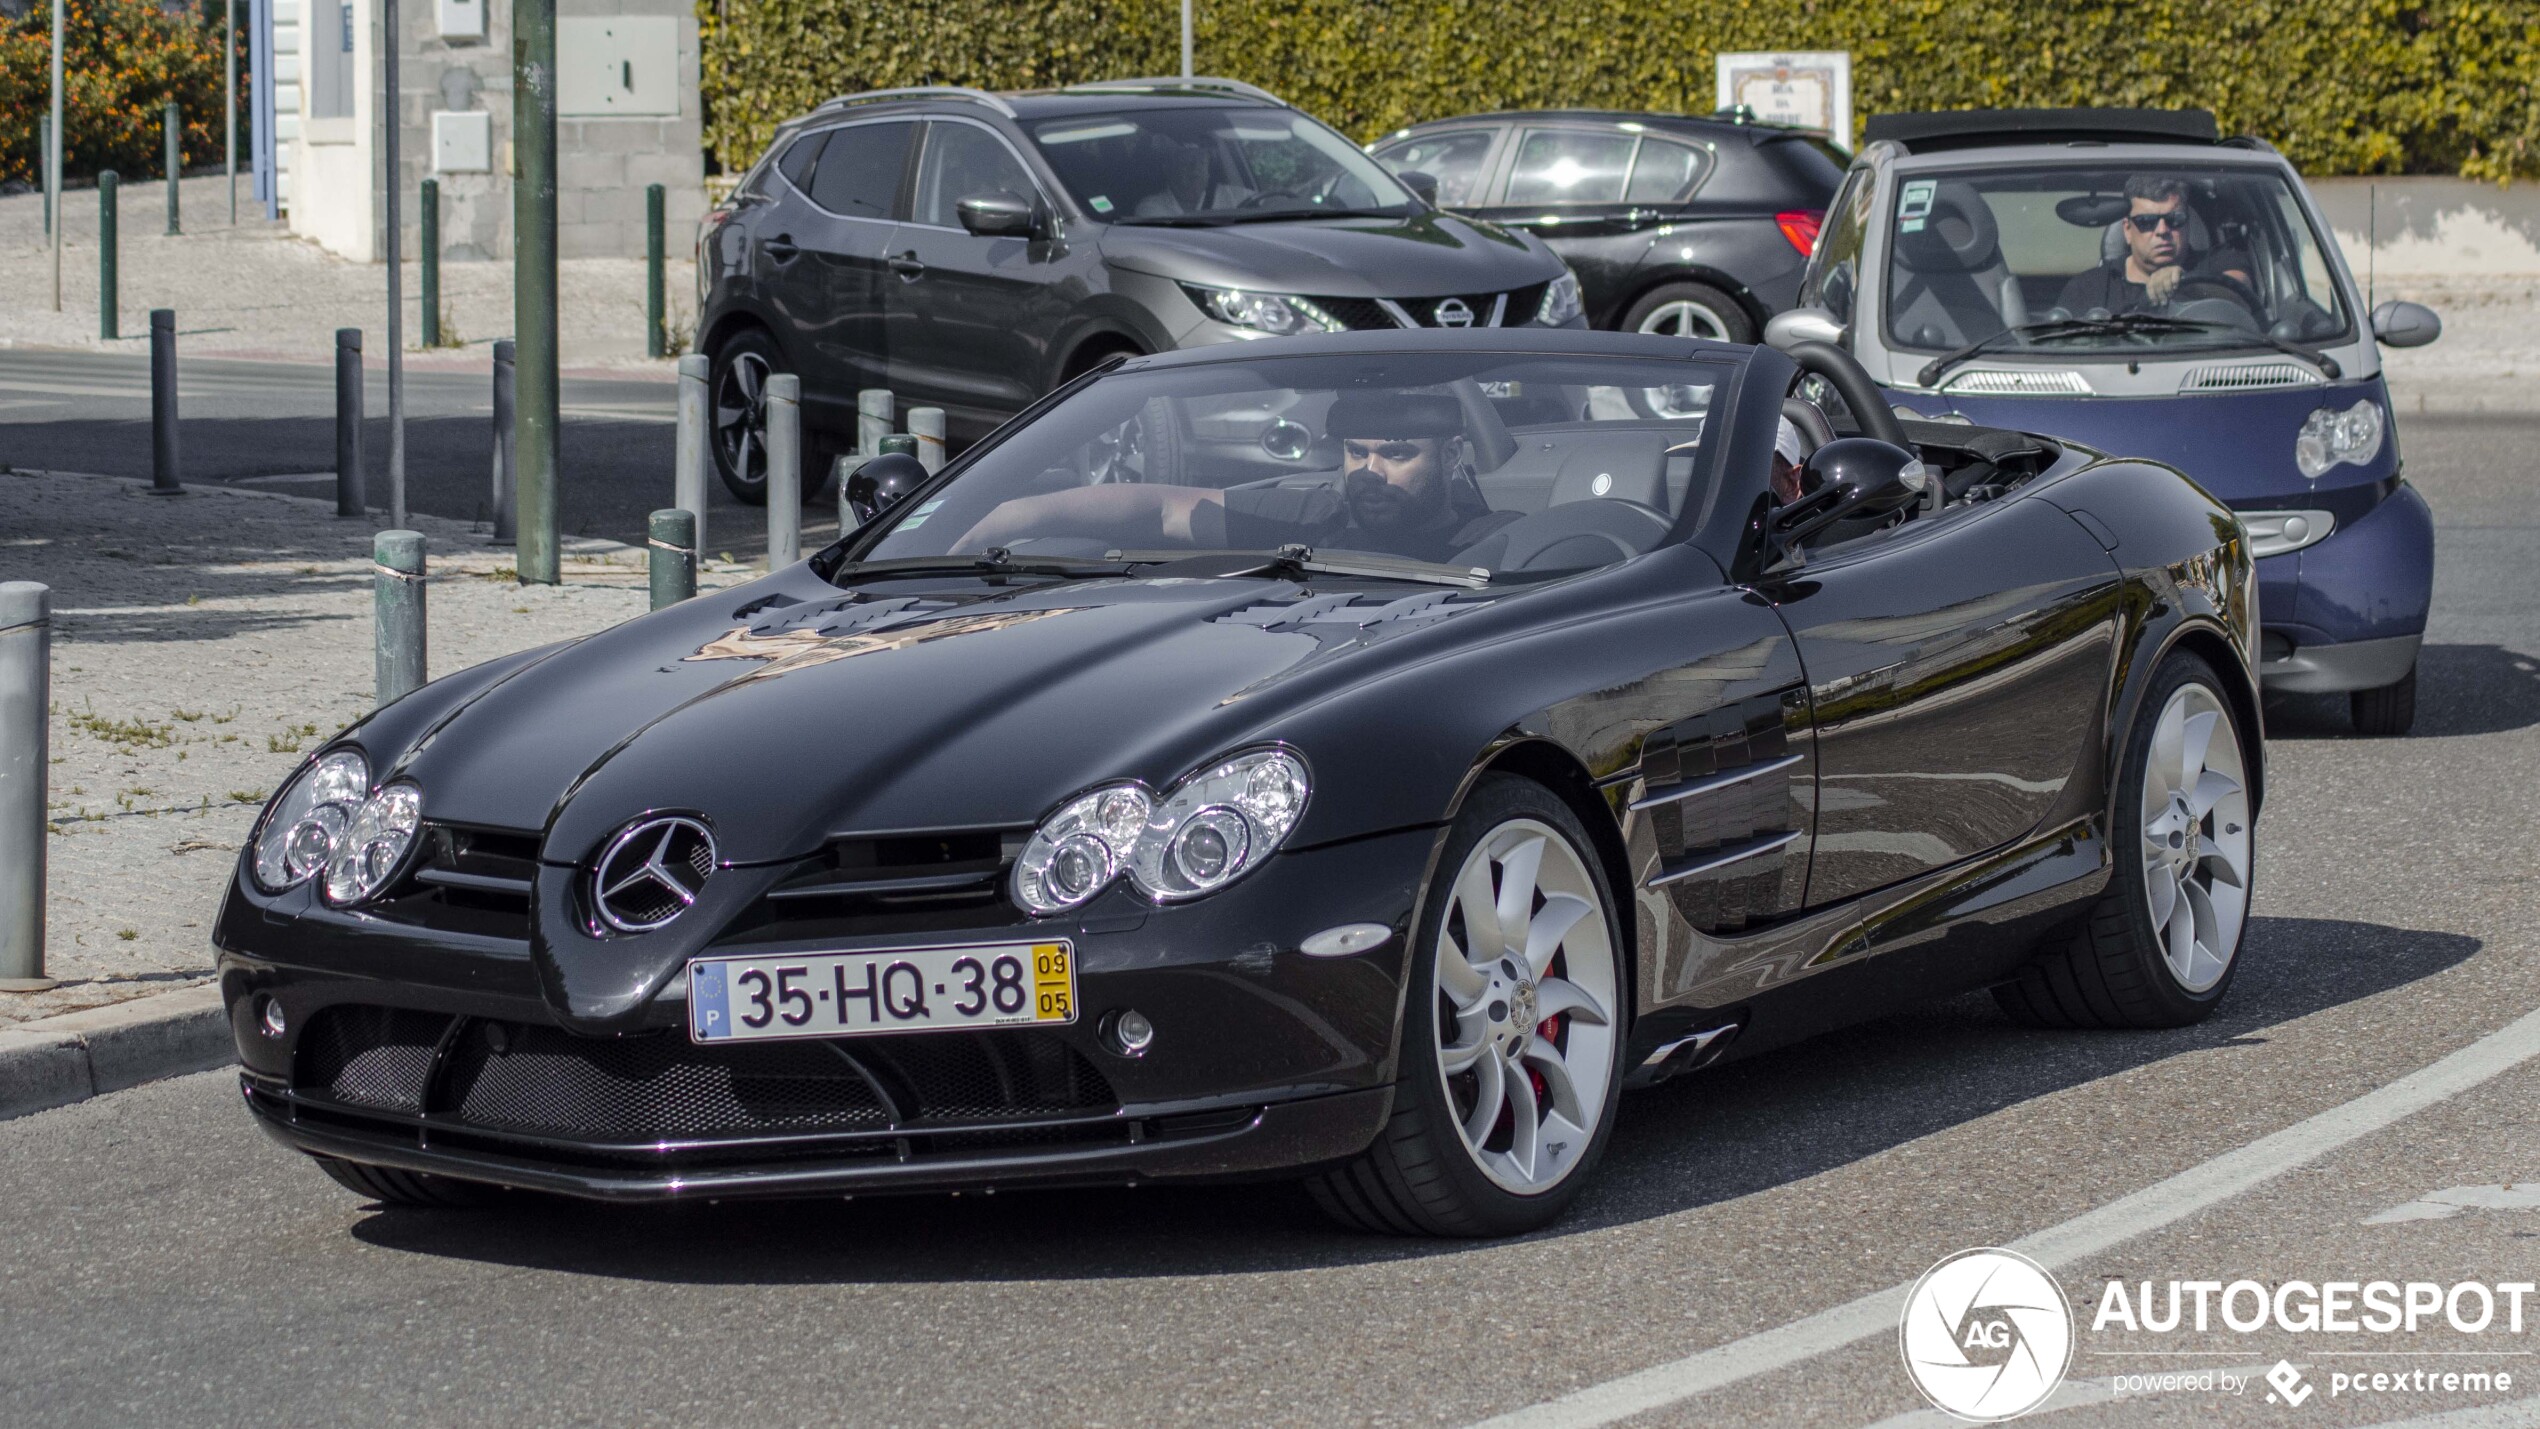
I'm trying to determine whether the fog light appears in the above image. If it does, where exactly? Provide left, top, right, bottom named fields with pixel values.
left=1107, top=1008, right=1156, bottom=1058
left=258, top=997, right=287, bottom=1039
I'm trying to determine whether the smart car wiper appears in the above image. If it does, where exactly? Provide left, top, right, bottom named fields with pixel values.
left=1915, top=318, right=2196, bottom=387
left=2144, top=318, right=2343, bottom=380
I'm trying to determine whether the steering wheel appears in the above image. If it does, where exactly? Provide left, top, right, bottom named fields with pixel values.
left=1778, top=340, right=1909, bottom=447
left=1469, top=500, right=1677, bottom=573
left=2169, top=273, right=2265, bottom=315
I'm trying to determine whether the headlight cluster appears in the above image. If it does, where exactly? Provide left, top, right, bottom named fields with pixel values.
left=251, top=749, right=423, bottom=905
left=2295, top=398, right=2384, bottom=479
left=1536, top=272, right=1585, bottom=327
left=1184, top=284, right=1344, bottom=338
left=1012, top=749, right=1310, bottom=915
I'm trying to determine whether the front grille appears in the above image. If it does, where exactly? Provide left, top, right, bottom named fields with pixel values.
left=290, top=1004, right=1118, bottom=1146
left=367, top=822, right=540, bottom=942
left=295, top=1005, right=448, bottom=1112
left=722, top=829, right=1025, bottom=943
left=1305, top=284, right=1543, bottom=331
left=1311, top=296, right=1397, bottom=331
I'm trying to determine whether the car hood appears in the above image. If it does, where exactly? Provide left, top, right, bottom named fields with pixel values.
left=1098, top=211, right=1558, bottom=297
left=381, top=567, right=1513, bottom=870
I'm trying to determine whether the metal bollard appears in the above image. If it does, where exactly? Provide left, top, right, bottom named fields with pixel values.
left=335, top=327, right=366, bottom=516
left=491, top=338, right=516, bottom=541
left=164, top=100, right=181, bottom=234
left=673, top=353, right=709, bottom=556
left=856, top=387, right=893, bottom=458
left=420, top=177, right=441, bottom=348
left=648, top=508, right=696, bottom=610
left=645, top=184, right=666, bottom=359
left=879, top=434, right=918, bottom=458
left=374, top=531, right=427, bottom=706
left=765, top=373, right=802, bottom=567
left=150, top=310, right=180, bottom=494
left=0, top=583, right=54, bottom=992
left=906, top=406, right=946, bottom=474
left=99, top=171, right=118, bottom=340
left=38, top=116, right=49, bottom=239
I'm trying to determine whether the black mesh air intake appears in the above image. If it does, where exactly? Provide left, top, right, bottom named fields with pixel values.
left=442, top=1026, right=894, bottom=1139
left=295, top=1005, right=450, bottom=1112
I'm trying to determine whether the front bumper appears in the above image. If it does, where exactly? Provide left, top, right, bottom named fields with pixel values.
left=216, top=826, right=1437, bottom=1200
left=2254, top=480, right=2434, bottom=692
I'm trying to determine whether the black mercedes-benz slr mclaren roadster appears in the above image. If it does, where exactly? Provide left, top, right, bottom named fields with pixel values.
left=218, top=329, right=2261, bottom=1235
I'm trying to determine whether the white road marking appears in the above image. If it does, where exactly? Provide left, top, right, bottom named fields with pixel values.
left=1474, top=1006, right=2540, bottom=1429
left=1857, top=1362, right=2279, bottom=1429
left=2364, top=1184, right=2540, bottom=1224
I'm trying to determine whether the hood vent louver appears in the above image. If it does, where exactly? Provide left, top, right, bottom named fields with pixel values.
left=1941, top=369, right=2093, bottom=395
left=2181, top=362, right=2326, bottom=392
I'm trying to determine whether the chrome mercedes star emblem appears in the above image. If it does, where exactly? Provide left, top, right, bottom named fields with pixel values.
left=592, top=816, right=716, bottom=933
left=1433, top=297, right=1476, bottom=329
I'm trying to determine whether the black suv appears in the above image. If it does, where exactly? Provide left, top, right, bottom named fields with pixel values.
left=1371, top=110, right=1844, bottom=345
left=694, top=79, right=1579, bottom=502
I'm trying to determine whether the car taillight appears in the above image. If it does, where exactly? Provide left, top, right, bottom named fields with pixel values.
left=1776, top=209, right=1824, bottom=257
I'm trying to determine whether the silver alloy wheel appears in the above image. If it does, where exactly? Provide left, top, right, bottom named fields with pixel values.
left=714, top=351, right=770, bottom=489
left=2140, top=683, right=2252, bottom=992
left=1433, top=818, right=1619, bottom=1195
left=1635, top=299, right=1733, bottom=341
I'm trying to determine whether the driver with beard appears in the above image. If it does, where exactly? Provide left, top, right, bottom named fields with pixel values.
left=954, top=390, right=1520, bottom=564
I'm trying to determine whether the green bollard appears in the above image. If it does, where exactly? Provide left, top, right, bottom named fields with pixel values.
left=879, top=434, right=918, bottom=458
left=648, top=508, right=696, bottom=610
left=98, top=171, right=118, bottom=340
left=373, top=530, right=427, bottom=706
left=164, top=100, right=180, bottom=234
left=645, top=184, right=665, bottom=359
left=420, top=177, right=441, bottom=348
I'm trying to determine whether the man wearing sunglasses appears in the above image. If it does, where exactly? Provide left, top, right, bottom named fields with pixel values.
left=2055, top=175, right=2252, bottom=316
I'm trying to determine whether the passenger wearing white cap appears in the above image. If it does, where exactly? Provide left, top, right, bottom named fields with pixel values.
left=1772, top=416, right=1808, bottom=504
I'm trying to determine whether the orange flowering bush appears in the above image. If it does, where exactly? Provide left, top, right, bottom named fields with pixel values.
left=1, top=0, right=241, bottom=188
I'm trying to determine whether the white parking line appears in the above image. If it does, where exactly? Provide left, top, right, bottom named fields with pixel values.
left=1474, top=1006, right=2540, bottom=1429
left=1856, top=1362, right=2280, bottom=1429
left=2358, top=1397, right=2540, bottom=1429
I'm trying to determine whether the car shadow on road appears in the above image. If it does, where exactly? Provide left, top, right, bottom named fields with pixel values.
left=2266, top=643, right=2540, bottom=739
left=344, top=914, right=2476, bottom=1280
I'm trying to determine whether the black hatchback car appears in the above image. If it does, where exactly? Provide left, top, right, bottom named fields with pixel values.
left=694, top=79, right=1577, bottom=502
left=1372, top=110, right=1843, bottom=345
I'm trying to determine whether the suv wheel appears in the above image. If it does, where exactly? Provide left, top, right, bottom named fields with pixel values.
left=710, top=329, right=785, bottom=505
left=1623, top=281, right=1756, bottom=344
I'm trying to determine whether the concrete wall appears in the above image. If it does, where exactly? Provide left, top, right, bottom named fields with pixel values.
left=555, top=0, right=706, bottom=260
left=2313, top=176, right=2540, bottom=280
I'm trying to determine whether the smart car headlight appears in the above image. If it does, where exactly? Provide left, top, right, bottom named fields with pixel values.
left=2295, top=398, right=2384, bottom=479
left=1536, top=272, right=1585, bottom=327
left=323, top=782, right=424, bottom=906
left=1013, top=784, right=1154, bottom=916
left=251, top=750, right=369, bottom=893
left=1128, top=749, right=1310, bottom=902
left=1182, top=284, right=1345, bottom=338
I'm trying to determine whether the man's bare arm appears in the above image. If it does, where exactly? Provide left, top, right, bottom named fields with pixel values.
left=953, top=485, right=1223, bottom=552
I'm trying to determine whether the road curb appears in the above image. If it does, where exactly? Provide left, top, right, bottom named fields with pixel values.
left=0, top=983, right=232, bottom=1122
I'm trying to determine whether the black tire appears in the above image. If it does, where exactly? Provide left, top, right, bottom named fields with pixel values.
left=1304, top=775, right=1627, bottom=1237
left=708, top=328, right=786, bottom=505
left=312, top=1154, right=502, bottom=1208
left=2351, top=663, right=2417, bottom=737
left=1996, top=651, right=2255, bottom=1030
left=1619, top=280, right=1757, bottom=344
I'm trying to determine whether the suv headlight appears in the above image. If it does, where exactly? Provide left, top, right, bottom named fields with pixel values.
left=2295, top=398, right=2384, bottom=479
left=1012, top=749, right=1312, bottom=914
left=1182, top=284, right=1345, bottom=337
left=1536, top=272, right=1585, bottom=327
left=252, top=750, right=369, bottom=892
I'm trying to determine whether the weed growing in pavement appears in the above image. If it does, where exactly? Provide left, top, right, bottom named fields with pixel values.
left=227, top=789, right=264, bottom=804
left=61, top=702, right=175, bottom=750
left=486, top=566, right=518, bottom=583
left=116, top=929, right=137, bottom=941
left=267, top=721, right=320, bottom=754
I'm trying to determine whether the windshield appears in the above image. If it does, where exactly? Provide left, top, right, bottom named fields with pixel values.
left=1880, top=165, right=2352, bottom=357
left=1028, top=107, right=1415, bottom=223
left=855, top=352, right=1728, bottom=580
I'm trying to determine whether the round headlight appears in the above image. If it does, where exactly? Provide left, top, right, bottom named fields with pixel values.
left=1013, top=784, right=1152, bottom=916
left=252, top=750, right=370, bottom=893
left=1128, top=749, right=1310, bottom=902
left=323, top=782, right=423, bottom=905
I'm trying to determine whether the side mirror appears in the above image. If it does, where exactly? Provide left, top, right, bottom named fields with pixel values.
left=956, top=191, right=1036, bottom=238
left=1764, top=306, right=1844, bottom=353
left=1395, top=169, right=1441, bottom=207
left=2371, top=300, right=2441, bottom=349
left=843, top=451, right=929, bottom=527
left=1768, top=438, right=1930, bottom=552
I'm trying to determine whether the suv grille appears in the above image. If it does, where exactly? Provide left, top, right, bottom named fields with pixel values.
left=1307, top=284, right=1546, bottom=331
left=290, top=1005, right=1117, bottom=1145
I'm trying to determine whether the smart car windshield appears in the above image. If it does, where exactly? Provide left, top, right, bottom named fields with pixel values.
left=1880, top=165, right=2353, bottom=357
left=852, top=351, right=1729, bottom=580
left=1028, top=107, right=1416, bottom=224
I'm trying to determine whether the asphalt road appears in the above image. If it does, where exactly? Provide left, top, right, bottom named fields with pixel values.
left=0, top=347, right=845, bottom=559
left=2, top=411, right=2536, bottom=1427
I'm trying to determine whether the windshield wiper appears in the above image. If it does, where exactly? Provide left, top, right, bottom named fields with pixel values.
left=2143, top=318, right=2343, bottom=380
left=1916, top=317, right=2198, bottom=387
left=1115, top=206, right=1409, bottom=228
left=830, top=551, right=1134, bottom=583
left=1106, top=545, right=1490, bottom=587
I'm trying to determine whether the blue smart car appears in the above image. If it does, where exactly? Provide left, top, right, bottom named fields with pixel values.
left=1767, top=108, right=2440, bottom=733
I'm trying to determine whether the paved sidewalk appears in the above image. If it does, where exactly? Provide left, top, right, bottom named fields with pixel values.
left=0, top=177, right=694, bottom=372
left=0, top=468, right=751, bottom=1026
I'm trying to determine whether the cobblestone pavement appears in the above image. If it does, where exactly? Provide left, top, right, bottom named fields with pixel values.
left=0, top=176, right=694, bottom=373
left=0, top=469, right=752, bottom=1024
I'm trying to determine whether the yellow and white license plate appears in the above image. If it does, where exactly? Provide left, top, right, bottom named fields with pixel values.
left=687, top=941, right=1075, bottom=1044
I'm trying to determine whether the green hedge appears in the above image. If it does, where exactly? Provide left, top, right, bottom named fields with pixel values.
left=698, top=0, right=2539, bottom=182
left=1, top=0, right=242, bottom=187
